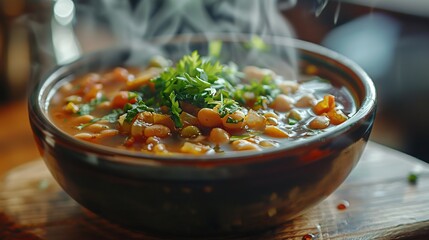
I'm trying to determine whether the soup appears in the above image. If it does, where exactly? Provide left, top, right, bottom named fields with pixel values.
left=48, top=51, right=355, bottom=155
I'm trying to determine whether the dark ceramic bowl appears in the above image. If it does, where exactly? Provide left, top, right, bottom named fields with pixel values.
left=28, top=34, right=376, bottom=236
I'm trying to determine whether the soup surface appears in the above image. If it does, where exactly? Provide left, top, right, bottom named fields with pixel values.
left=48, top=51, right=355, bottom=155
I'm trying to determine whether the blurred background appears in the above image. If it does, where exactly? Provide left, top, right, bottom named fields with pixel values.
left=1, top=0, right=429, bottom=166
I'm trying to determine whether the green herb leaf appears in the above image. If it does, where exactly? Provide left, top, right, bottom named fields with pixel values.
left=124, top=101, right=154, bottom=123
left=288, top=118, right=298, bottom=125
left=169, top=92, right=182, bottom=128
left=408, top=172, right=418, bottom=184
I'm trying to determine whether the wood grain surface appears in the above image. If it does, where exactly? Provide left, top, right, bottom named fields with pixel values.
left=1, top=142, right=429, bottom=239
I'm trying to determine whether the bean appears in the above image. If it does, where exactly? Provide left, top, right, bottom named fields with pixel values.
left=259, top=140, right=278, bottom=148
left=99, top=129, right=119, bottom=137
left=84, top=83, right=102, bottom=101
left=86, top=123, right=109, bottom=133
left=269, top=94, right=295, bottom=112
left=209, top=128, right=230, bottom=145
left=72, top=115, right=94, bottom=125
left=144, top=124, right=171, bottom=138
left=198, top=108, right=222, bottom=127
left=266, top=117, right=278, bottom=126
left=278, top=80, right=299, bottom=94
left=181, top=126, right=201, bottom=138
left=74, top=132, right=96, bottom=140
left=245, top=110, right=266, bottom=130
left=264, top=112, right=279, bottom=119
left=288, top=109, right=303, bottom=121
left=138, top=111, right=154, bottom=124
left=264, top=126, right=289, bottom=138
left=231, top=140, right=261, bottom=151
left=308, top=116, right=330, bottom=129
left=295, top=94, right=316, bottom=108
left=222, top=111, right=245, bottom=130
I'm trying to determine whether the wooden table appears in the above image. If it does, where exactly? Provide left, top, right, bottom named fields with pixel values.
left=1, top=100, right=429, bottom=239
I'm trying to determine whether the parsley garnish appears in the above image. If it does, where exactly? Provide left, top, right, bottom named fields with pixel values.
left=123, top=100, right=154, bottom=123
left=234, top=76, right=280, bottom=109
left=151, top=51, right=238, bottom=128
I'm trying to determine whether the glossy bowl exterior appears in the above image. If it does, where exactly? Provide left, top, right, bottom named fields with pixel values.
left=29, top=36, right=376, bottom=236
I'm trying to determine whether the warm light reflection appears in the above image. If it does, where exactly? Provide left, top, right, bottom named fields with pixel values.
left=54, top=0, right=75, bottom=26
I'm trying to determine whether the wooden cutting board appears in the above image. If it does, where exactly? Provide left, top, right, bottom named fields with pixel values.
left=1, top=142, right=429, bottom=240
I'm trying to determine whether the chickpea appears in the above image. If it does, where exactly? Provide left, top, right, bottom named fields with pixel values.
left=269, top=94, right=295, bottom=112
left=222, top=110, right=245, bottom=130
left=209, top=128, right=230, bottom=145
left=144, top=124, right=171, bottom=138
left=198, top=108, right=222, bottom=127
left=308, top=116, right=330, bottom=129
left=264, top=126, right=289, bottom=138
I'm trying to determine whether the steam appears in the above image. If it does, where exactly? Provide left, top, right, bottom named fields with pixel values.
left=90, top=0, right=297, bottom=44
left=73, top=0, right=300, bottom=78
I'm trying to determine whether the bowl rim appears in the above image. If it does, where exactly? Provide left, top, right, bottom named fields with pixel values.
left=29, top=33, right=377, bottom=166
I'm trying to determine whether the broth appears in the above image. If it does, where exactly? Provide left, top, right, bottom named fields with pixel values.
left=48, top=51, right=356, bottom=155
